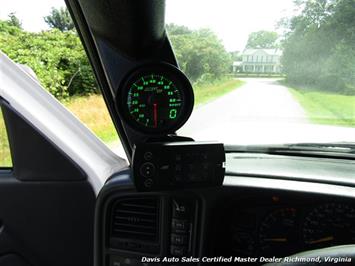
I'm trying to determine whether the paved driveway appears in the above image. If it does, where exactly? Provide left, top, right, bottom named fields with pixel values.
left=178, top=78, right=355, bottom=145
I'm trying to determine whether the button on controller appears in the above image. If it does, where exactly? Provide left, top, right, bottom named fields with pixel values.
left=143, top=151, right=153, bottom=161
left=140, top=162, right=156, bottom=178
left=143, top=178, right=153, bottom=188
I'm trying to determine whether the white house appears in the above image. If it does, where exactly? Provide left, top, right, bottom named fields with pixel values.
left=237, top=49, right=282, bottom=74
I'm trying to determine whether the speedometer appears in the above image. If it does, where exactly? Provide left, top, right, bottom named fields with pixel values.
left=258, top=208, right=300, bottom=257
left=117, top=63, right=194, bottom=134
left=303, top=203, right=355, bottom=249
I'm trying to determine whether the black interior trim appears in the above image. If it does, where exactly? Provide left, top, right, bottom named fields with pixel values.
left=1, top=101, right=86, bottom=181
left=74, top=0, right=168, bottom=59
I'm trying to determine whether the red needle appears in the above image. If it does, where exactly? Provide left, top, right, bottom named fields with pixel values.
left=153, top=103, right=158, bottom=128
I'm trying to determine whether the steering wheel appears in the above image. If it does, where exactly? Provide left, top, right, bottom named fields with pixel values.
left=264, top=244, right=355, bottom=265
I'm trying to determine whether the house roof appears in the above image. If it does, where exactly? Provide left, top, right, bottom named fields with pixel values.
left=233, top=61, right=242, bottom=66
left=242, top=48, right=282, bottom=56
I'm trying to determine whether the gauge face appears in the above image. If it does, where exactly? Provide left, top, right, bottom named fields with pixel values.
left=118, top=64, right=194, bottom=134
left=258, top=208, right=300, bottom=257
left=127, top=74, right=183, bottom=129
left=232, top=231, right=256, bottom=255
left=303, top=203, right=355, bottom=249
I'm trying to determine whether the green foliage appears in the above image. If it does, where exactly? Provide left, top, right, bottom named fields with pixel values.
left=281, top=0, right=355, bottom=93
left=0, top=19, right=231, bottom=99
left=289, top=86, right=355, bottom=126
left=0, top=21, right=97, bottom=98
left=0, top=20, right=22, bottom=35
left=246, top=31, right=279, bottom=49
left=167, top=24, right=232, bottom=82
left=166, top=23, right=192, bottom=35
left=44, top=7, right=75, bottom=32
left=230, top=51, right=242, bottom=61
left=7, top=12, right=22, bottom=29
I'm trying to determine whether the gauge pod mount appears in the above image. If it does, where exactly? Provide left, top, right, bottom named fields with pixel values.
left=116, top=62, right=194, bottom=135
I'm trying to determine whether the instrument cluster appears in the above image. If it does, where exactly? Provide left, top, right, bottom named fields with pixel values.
left=227, top=198, right=355, bottom=258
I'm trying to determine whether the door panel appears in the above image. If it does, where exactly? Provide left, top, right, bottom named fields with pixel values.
left=0, top=101, right=95, bottom=266
left=0, top=181, right=95, bottom=266
left=0, top=254, right=30, bottom=266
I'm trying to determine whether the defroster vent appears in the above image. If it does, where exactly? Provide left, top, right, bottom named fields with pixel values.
left=111, top=198, right=159, bottom=243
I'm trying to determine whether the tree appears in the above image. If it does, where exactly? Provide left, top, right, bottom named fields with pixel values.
left=44, top=7, right=75, bottom=32
left=281, top=0, right=355, bottom=92
left=230, top=51, right=242, bottom=61
left=7, top=12, right=22, bottom=29
left=166, top=23, right=192, bottom=35
left=0, top=20, right=97, bottom=98
left=246, top=30, right=279, bottom=49
left=167, top=23, right=232, bottom=82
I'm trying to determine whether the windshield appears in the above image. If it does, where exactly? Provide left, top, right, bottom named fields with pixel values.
left=1, top=0, right=354, bottom=162
left=166, top=0, right=355, bottom=147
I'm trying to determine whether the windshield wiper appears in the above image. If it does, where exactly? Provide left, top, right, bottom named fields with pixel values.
left=225, top=142, right=355, bottom=159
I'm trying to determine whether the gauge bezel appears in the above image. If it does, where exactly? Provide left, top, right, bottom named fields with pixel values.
left=116, top=63, right=194, bottom=134
left=302, top=202, right=355, bottom=248
left=258, top=207, right=300, bottom=257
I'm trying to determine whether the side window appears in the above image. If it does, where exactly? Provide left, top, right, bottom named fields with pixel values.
left=0, top=108, right=12, bottom=168
left=0, top=4, right=125, bottom=160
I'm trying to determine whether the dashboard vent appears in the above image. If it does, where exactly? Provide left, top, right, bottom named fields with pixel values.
left=111, top=198, right=159, bottom=242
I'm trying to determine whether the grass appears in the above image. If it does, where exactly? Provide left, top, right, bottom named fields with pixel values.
left=0, top=78, right=243, bottom=166
left=193, top=79, right=245, bottom=106
left=288, top=86, right=355, bottom=127
left=0, top=109, right=12, bottom=167
left=64, top=95, right=119, bottom=143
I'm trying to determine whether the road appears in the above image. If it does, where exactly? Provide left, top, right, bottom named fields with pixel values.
left=178, top=78, right=355, bottom=145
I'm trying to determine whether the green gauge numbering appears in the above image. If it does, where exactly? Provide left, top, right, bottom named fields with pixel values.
left=127, top=74, right=183, bottom=129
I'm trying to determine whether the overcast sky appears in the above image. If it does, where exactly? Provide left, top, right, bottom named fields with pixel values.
left=0, top=0, right=295, bottom=51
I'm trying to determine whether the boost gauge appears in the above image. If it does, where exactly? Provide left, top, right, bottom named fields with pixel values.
left=117, top=63, right=194, bottom=134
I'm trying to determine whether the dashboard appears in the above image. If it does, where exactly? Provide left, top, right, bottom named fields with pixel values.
left=95, top=168, right=355, bottom=266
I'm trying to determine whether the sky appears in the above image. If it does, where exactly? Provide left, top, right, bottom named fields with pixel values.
left=0, top=0, right=295, bottom=51
left=0, top=0, right=65, bottom=31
